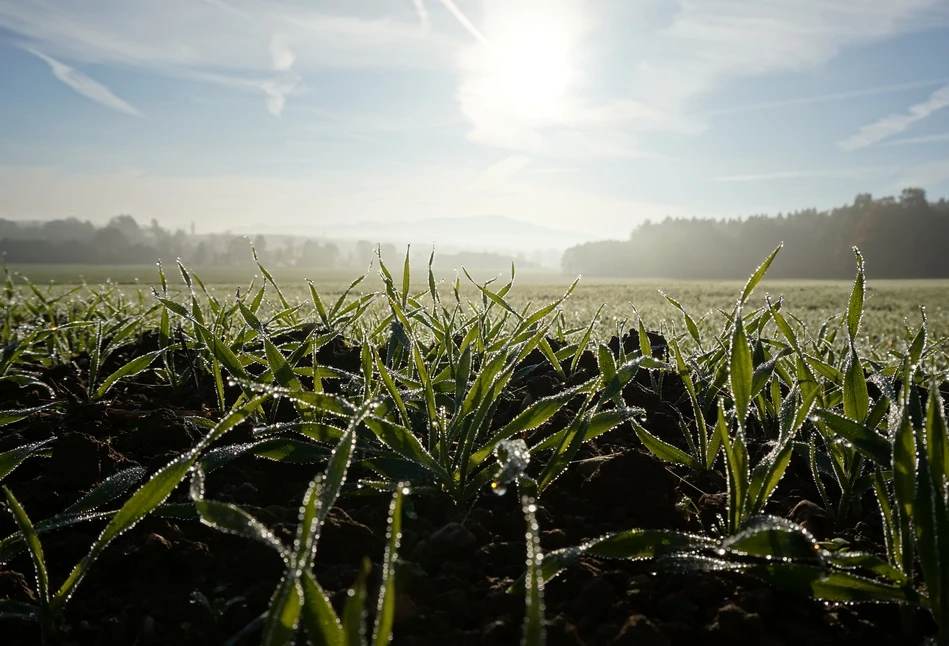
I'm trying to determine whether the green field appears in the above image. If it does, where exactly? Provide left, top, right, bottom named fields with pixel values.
left=8, top=262, right=949, bottom=346
left=2, top=249, right=949, bottom=644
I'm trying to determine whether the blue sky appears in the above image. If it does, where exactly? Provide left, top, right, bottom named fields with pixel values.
left=1, top=0, right=948, bottom=243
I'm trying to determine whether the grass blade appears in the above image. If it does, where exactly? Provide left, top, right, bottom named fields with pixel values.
left=816, top=409, right=891, bottom=466
left=729, top=307, right=753, bottom=427
left=847, top=247, right=865, bottom=340
left=740, top=243, right=782, bottom=306
left=3, top=487, right=48, bottom=604
left=0, top=440, right=53, bottom=483
left=521, top=494, right=545, bottom=646
left=94, top=350, right=160, bottom=400
left=301, top=570, right=344, bottom=646
left=372, top=485, right=406, bottom=646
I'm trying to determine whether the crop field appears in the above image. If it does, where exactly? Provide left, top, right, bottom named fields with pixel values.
left=1, top=246, right=948, bottom=645
left=8, top=261, right=949, bottom=344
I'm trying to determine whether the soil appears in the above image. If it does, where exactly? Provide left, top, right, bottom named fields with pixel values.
left=0, top=329, right=938, bottom=645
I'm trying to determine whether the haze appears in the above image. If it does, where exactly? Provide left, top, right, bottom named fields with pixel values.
left=2, top=0, right=949, bottom=255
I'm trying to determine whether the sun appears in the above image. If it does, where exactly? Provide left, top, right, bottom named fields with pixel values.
left=469, top=1, right=580, bottom=122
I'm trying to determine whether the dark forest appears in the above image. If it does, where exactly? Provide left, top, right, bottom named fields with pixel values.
left=563, top=188, right=948, bottom=279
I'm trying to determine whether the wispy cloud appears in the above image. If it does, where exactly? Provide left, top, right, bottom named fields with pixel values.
left=0, top=0, right=459, bottom=118
left=882, top=132, right=949, bottom=146
left=633, top=0, right=949, bottom=110
left=412, top=0, right=430, bottom=31
left=25, top=48, right=144, bottom=117
left=440, top=0, right=946, bottom=159
left=703, top=77, right=949, bottom=117
left=838, top=84, right=949, bottom=150
left=0, top=1, right=458, bottom=71
left=439, top=0, right=490, bottom=46
left=715, top=168, right=880, bottom=182
left=263, top=34, right=299, bottom=116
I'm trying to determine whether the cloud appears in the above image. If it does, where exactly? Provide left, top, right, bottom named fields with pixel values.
left=4, top=0, right=947, bottom=158
left=0, top=1, right=459, bottom=71
left=442, top=0, right=946, bottom=159
left=25, top=47, right=144, bottom=117
left=412, top=0, right=430, bottom=30
left=882, top=132, right=949, bottom=146
left=269, top=34, right=295, bottom=71
left=838, top=84, right=949, bottom=150
left=703, top=77, right=949, bottom=117
left=632, top=0, right=948, bottom=110
left=439, top=0, right=489, bottom=46
left=0, top=0, right=460, bottom=117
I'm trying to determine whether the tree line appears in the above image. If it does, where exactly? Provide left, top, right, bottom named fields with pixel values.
left=562, top=188, right=949, bottom=279
left=0, top=215, right=388, bottom=269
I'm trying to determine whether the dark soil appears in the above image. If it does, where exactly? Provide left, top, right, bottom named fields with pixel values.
left=0, top=329, right=936, bottom=645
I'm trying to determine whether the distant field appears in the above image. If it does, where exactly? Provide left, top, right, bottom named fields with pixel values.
left=7, top=263, right=949, bottom=345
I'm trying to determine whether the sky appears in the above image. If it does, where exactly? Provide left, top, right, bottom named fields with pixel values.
left=1, top=0, right=949, bottom=244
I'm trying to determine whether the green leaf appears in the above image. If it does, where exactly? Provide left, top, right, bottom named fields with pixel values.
left=198, top=327, right=248, bottom=382
left=372, top=486, right=405, bottom=646
left=94, top=350, right=160, bottom=399
left=600, top=356, right=644, bottom=401
left=264, top=337, right=302, bottom=391
left=570, top=305, right=602, bottom=373
left=343, top=559, right=371, bottom=646
left=307, top=280, right=330, bottom=328
left=263, top=576, right=304, bottom=646
left=540, top=529, right=715, bottom=584
left=252, top=438, right=330, bottom=464
left=722, top=515, right=821, bottom=562
left=746, top=563, right=919, bottom=605
left=194, top=498, right=289, bottom=559
left=892, top=410, right=916, bottom=574
left=729, top=308, right=753, bottom=427
left=63, top=465, right=147, bottom=515
left=463, top=268, right=522, bottom=319
left=659, top=290, right=701, bottom=345
left=537, top=398, right=593, bottom=491
left=0, top=440, right=52, bottom=482
left=918, top=383, right=949, bottom=628
left=816, top=409, right=891, bottom=466
left=238, top=301, right=264, bottom=334
left=3, top=486, right=49, bottom=604
left=362, top=416, right=442, bottom=475
left=847, top=247, right=865, bottom=340
left=842, top=344, right=869, bottom=423
left=925, top=383, right=949, bottom=490
left=473, top=387, right=579, bottom=466
left=521, top=494, right=545, bottom=646
left=740, top=243, right=782, bottom=306
left=300, top=569, right=344, bottom=646
left=632, top=422, right=702, bottom=471
left=638, top=318, right=651, bottom=358
left=718, top=400, right=748, bottom=534
left=750, top=355, right=782, bottom=401
left=747, top=442, right=793, bottom=515
left=400, top=246, right=411, bottom=307
left=0, top=403, right=55, bottom=427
